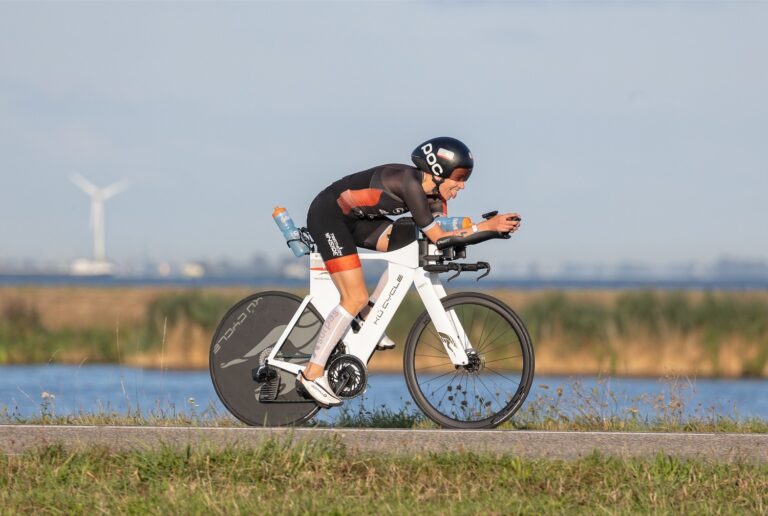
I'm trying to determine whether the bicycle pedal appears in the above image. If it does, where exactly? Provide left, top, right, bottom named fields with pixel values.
left=259, top=375, right=281, bottom=402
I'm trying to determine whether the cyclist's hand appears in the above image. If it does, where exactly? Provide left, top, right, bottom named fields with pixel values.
left=484, top=213, right=521, bottom=234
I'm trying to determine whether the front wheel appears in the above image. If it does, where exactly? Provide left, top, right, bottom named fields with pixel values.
left=403, top=292, right=535, bottom=429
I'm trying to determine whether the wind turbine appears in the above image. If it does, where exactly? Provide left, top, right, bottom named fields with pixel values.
left=70, top=174, right=129, bottom=270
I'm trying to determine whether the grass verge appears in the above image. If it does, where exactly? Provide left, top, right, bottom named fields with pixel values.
left=1, top=438, right=767, bottom=514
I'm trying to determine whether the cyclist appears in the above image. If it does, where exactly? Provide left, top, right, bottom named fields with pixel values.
left=297, top=137, right=521, bottom=406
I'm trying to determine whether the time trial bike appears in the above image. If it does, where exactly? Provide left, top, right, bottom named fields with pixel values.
left=209, top=214, right=534, bottom=429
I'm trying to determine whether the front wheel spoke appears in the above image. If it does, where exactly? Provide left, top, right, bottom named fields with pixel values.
left=475, top=375, right=502, bottom=410
left=478, top=313, right=504, bottom=349
left=472, top=375, right=482, bottom=417
left=415, top=362, right=454, bottom=372
left=433, top=370, right=461, bottom=395
left=419, top=368, right=459, bottom=385
left=478, top=341, right=516, bottom=356
left=433, top=370, right=462, bottom=408
left=482, top=355, right=522, bottom=366
left=478, top=330, right=517, bottom=354
left=422, top=337, right=449, bottom=356
left=475, top=306, right=492, bottom=351
left=484, top=366, right=523, bottom=387
left=416, top=353, right=452, bottom=359
left=456, top=372, right=473, bottom=416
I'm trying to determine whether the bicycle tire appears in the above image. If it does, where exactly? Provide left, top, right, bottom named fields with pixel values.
left=210, top=291, right=322, bottom=427
left=403, top=292, right=535, bottom=429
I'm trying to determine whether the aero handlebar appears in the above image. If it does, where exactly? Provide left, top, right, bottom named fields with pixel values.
left=435, top=216, right=520, bottom=251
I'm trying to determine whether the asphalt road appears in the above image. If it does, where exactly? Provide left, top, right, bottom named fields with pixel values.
left=1, top=425, right=767, bottom=462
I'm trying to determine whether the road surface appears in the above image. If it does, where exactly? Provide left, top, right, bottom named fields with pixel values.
left=2, top=425, right=767, bottom=462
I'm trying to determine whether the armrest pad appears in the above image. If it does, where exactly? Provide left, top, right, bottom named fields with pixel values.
left=435, top=230, right=509, bottom=250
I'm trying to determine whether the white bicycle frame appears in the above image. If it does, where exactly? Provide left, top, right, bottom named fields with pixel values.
left=265, top=240, right=472, bottom=375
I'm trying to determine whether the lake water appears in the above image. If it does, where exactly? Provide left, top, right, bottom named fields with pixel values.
left=1, top=364, right=767, bottom=423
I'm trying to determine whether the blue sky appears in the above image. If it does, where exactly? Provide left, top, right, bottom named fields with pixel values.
left=1, top=1, right=766, bottom=270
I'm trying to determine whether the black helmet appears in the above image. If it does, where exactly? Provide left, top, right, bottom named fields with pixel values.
left=411, top=136, right=473, bottom=181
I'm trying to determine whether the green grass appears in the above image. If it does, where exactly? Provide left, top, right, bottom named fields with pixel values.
left=2, top=289, right=768, bottom=376
left=1, top=439, right=766, bottom=514
left=522, top=290, right=768, bottom=349
left=0, top=297, right=132, bottom=363
left=143, top=291, right=238, bottom=342
left=510, top=378, right=768, bottom=434
left=0, top=291, right=240, bottom=364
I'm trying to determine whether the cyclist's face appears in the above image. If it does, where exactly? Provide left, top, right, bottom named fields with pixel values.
left=449, top=168, right=472, bottom=182
left=440, top=171, right=468, bottom=200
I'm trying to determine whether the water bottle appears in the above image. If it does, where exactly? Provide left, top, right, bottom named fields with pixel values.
left=272, top=206, right=310, bottom=257
left=435, top=216, right=472, bottom=231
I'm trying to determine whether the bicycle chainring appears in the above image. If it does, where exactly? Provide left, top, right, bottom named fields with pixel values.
left=326, top=354, right=367, bottom=400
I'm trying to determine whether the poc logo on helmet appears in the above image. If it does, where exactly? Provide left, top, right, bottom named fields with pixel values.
left=420, top=143, right=444, bottom=177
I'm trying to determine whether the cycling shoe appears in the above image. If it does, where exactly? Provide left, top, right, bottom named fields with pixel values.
left=376, top=334, right=396, bottom=351
left=296, top=371, right=342, bottom=407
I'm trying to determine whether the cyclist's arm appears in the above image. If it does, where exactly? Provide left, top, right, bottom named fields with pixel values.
left=422, top=213, right=520, bottom=244
left=399, top=169, right=449, bottom=237
left=423, top=223, right=468, bottom=243
left=399, top=169, right=521, bottom=244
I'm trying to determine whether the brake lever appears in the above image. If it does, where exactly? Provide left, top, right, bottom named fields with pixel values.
left=447, top=265, right=462, bottom=282
left=482, top=210, right=498, bottom=220
left=476, top=262, right=491, bottom=281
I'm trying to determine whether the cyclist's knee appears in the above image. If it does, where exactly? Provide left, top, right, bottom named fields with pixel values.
left=341, top=290, right=369, bottom=315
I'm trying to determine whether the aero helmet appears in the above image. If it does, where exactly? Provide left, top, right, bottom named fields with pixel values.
left=411, top=136, right=473, bottom=182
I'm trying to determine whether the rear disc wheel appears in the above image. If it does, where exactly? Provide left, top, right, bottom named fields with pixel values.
left=210, top=291, right=322, bottom=426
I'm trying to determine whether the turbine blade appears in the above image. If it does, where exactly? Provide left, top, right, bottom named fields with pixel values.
left=101, top=180, right=130, bottom=200
left=70, top=174, right=99, bottom=196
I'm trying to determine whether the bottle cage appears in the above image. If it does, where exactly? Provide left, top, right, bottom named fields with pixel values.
left=286, top=227, right=316, bottom=253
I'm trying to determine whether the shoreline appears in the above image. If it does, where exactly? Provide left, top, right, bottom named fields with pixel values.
left=2, top=359, right=767, bottom=380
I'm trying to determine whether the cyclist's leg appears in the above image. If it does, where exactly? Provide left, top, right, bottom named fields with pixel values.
left=303, top=268, right=368, bottom=380
left=350, top=217, right=393, bottom=310
left=350, top=217, right=393, bottom=254
left=364, top=217, right=420, bottom=312
left=304, top=194, right=370, bottom=381
left=350, top=218, right=397, bottom=349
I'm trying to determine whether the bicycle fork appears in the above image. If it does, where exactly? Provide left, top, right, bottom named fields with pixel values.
left=414, top=271, right=471, bottom=366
